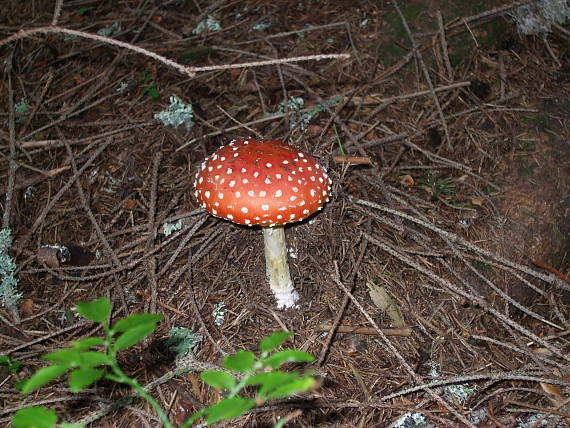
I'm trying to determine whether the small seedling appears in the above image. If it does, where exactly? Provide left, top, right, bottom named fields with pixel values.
left=139, top=70, right=160, bottom=101
left=0, top=355, right=22, bottom=374
left=417, top=172, right=456, bottom=201
left=11, top=297, right=316, bottom=428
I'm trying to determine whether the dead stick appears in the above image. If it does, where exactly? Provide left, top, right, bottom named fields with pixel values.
left=136, top=289, right=186, bottom=317
left=532, top=260, right=570, bottom=286
left=317, top=324, right=412, bottom=337
left=332, top=156, right=373, bottom=165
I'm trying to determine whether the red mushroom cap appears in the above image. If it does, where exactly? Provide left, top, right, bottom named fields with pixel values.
left=193, top=139, right=332, bottom=226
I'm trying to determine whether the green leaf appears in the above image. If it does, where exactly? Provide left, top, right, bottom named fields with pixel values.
left=200, top=371, right=236, bottom=390
left=68, top=368, right=104, bottom=392
left=75, top=6, right=94, bottom=16
left=204, top=397, right=255, bottom=424
left=246, top=372, right=296, bottom=397
left=113, top=323, right=157, bottom=351
left=111, top=313, right=162, bottom=334
left=71, top=337, right=104, bottom=350
left=12, top=406, right=57, bottom=428
left=79, top=351, right=111, bottom=367
left=180, top=409, right=205, bottom=427
left=259, top=332, right=292, bottom=353
left=262, top=350, right=315, bottom=369
left=75, top=297, right=111, bottom=324
left=20, top=365, right=68, bottom=394
left=42, top=349, right=82, bottom=367
left=222, top=350, right=255, bottom=372
left=0, top=354, right=22, bottom=374
left=265, top=376, right=316, bottom=399
left=142, top=84, right=160, bottom=101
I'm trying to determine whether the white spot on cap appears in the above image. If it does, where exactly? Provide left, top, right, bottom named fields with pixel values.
left=310, top=189, right=316, bottom=197
left=204, top=191, right=211, bottom=199
left=199, top=177, right=204, bottom=184
left=302, top=159, right=308, bottom=163
left=287, top=176, right=293, bottom=181
left=234, top=153, right=239, bottom=158
left=290, top=195, right=297, bottom=201
left=275, top=173, right=282, bottom=179
left=298, top=153, right=304, bottom=157
left=303, top=209, right=309, bottom=215
left=218, top=192, right=224, bottom=199
left=277, top=215, right=283, bottom=220
left=262, top=205, right=269, bottom=211
left=243, top=141, right=249, bottom=145
left=265, top=177, right=271, bottom=184
left=266, top=163, right=272, bottom=168
left=253, top=171, right=259, bottom=178
left=278, top=206, right=286, bottom=211
left=214, top=202, right=220, bottom=207
left=322, top=190, right=327, bottom=196
left=241, top=207, right=248, bottom=214
left=235, top=191, right=241, bottom=198
left=259, top=191, right=266, bottom=197
left=290, top=213, right=296, bottom=219
left=275, top=190, right=282, bottom=197
left=208, top=166, right=213, bottom=172
left=216, top=165, right=222, bottom=169
left=318, top=177, right=324, bottom=183
left=255, top=216, right=260, bottom=220
left=248, top=190, right=255, bottom=197
left=220, top=157, right=226, bottom=161
left=214, top=175, right=220, bottom=181
left=229, top=180, right=236, bottom=187
left=242, top=178, right=249, bottom=184
left=300, top=200, right=306, bottom=206
left=241, top=168, right=247, bottom=173
left=212, top=209, right=218, bottom=215
left=310, top=176, right=316, bottom=181
left=219, top=178, right=225, bottom=184
left=245, top=219, right=251, bottom=225
left=282, top=160, right=289, bottom=164
left=227, top=168, right=233, bottom=174
left=292, top=187, right=299, bottom=192
left=227, top=214, right=234, bottom=219
left=201, top=202, right=206, bottom=209
left=307, top=167, right=313, bottom=171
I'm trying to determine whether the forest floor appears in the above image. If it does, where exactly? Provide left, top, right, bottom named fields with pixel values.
left=1, top=0, right=569, bottom=427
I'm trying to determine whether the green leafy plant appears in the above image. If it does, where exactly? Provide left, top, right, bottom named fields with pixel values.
left=139, top=70, right=160, bottom=101
left=417, top=172, right=456, bottom=201
left=0, top=354, right=22, bottom=374
left=11, top=298, right=316, bottom=428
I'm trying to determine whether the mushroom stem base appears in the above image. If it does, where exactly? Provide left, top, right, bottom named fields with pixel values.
left=263, top=227, right=298, bottom=309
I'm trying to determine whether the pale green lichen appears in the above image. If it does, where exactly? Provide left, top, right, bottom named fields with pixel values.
left=212, top=301, right=227, bottom=327
left=512, top=0, right=570, bottom=35
left=166, top=327, right=202, bottom=358
left=192, top=16, right=221, bottom=34
left=0, top=229, right=21, bottom=307
left=154, top=96, right=194, bottom=129
left=162, top=219, right=183, bottom=237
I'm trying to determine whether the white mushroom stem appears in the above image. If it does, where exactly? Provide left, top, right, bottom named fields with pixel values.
left=262, top=226, right=298, bottom=309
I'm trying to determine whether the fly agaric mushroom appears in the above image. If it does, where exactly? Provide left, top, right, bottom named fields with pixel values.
left=193, top=139, right=332, bottom=309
